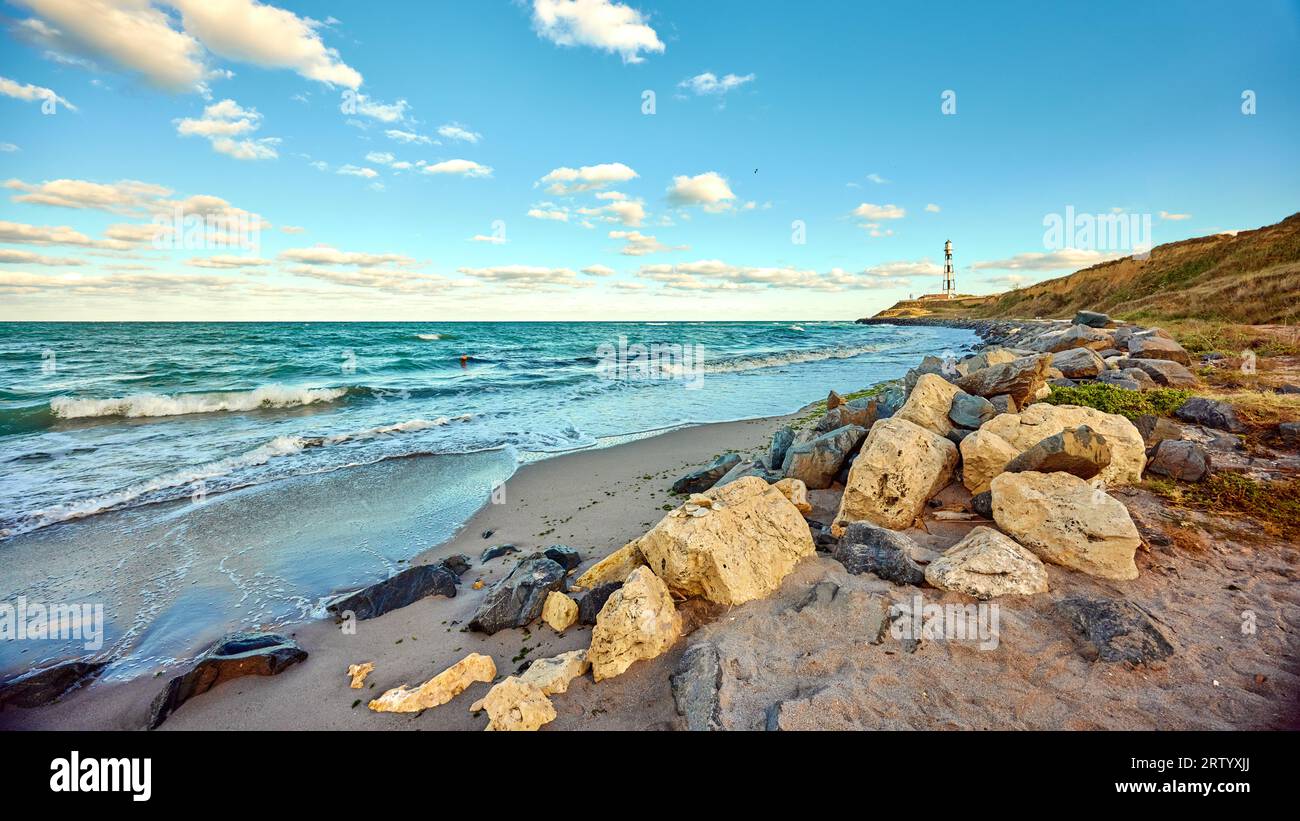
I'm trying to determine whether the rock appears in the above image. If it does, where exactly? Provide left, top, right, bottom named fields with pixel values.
left=878, top=383, right=906, bottom=417
left=468, top=557, right=567, bottom=634
left=480, top=544, right=519, bottom=563
left=714, top=458, right=779, bottom=487
left=347, top=662, right=374, bottom=689
left=1280, top=422, right=1300, bottom=448
left=1175, top=397, right=1245, bottom=433
left=772, top=477, right=812, bottom=514
left=543, top=545, right=581, bottom=572
left=835, top=417, right=958, bottom=530
left=541, top=591, right=578, bottom=633
left=636, top=476, right=815, bottom=604
left=1097, top=348, right=1123, bottom=360
left=1126, top=358, right=1198, bottom=387
left=783, top=424, right=867, bottom=489
left=1128, top=335, right=1191, bottom=366
left=327, top=563, right=458, bottom=621
left=963, top=347, right=1020, bottom=372
left=924, top=526, right=1049, bottom=599
left=979, top=403, right=1146, bottom=486
left=1277, top=384, right=1300, bottom=395
left=815, top=397, right=879, bottom=433
left=1133, top=414, right=1184, bottom=447
left=988, top=394, right=1016, bottom=414
left=904, top=355, right=958, bottom=392
left=767, top=426, right=796, bottom=470
left=1037, top=324, right=1112, bottom=353
left=519, top=649, right=589, bottom=695
left=1050, top=377, right=1080, bottom=388
left=149, top=632, right=306, bottom=729
left=826, top=390, right=844, bottom=410
left=1055, top=598, right=1174, bottom=664
left=1004, top=425, right=1113, bottom=480
left=0, top=659, right=106, bottom=709
left=577, top=582, right=622, bottom=625
left=476, top=677, right=556, bottom=731
left=895, top=373, right=963, bottom=437
left=959, top=428, right=1020, bottom=494
left=439, top=554, right=472, bottom=576
left=1101, top=367, right=1156, bottom=389
left=1146, top=440, right=1210, bottom=481
left=957, top=354, right=1052, bottom=407
left=1074, top=310, right=1111, bottom=328
left=1051, top=347, right=1106, bottom=379
left=671, top=643, right=722, bottom=731
left=570, top=541, right=645, bottom=591
left=588, top=566, right=682, bottom=681
left=671, top=452, right=742, bottom=494
left=832, top=521, right=925, bottom=585
left=368, top=652, right=496, bottom=714
left=991, top=472, right=1140, bottom=581
left=948, top=392, right=996, bottom=429
left=970, top=490, right=993, bottom=519
left=1094, top=374, right=1139, bottom=391
left=791, top=580, right=840, bottom=612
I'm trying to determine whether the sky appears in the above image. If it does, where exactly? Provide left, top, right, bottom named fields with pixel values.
left=0, top=0, right=1298, bottom=321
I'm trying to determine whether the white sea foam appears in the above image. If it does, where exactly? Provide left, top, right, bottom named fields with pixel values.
left=49, top=385, right=349, bottom=419
left=703, top=343, right=880, bottom=374
left=416, top=333, right=443, bottom=340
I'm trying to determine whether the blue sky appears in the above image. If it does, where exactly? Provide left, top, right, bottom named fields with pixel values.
left=1, top=0, right=1298, bottom=321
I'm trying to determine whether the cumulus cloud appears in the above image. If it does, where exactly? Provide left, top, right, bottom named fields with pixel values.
left=678, top=72, right=754, bottom=96
left=635, top=260, right=915, bottom=293
left=1159, top=210, right=1191, bottom=221
left=457, top=264, right=589, bottom=290
left=4, top=177, right=171, bottom=212
left=175, top=98, right=279, bottom=160
left=279, top=245, right=416, bottom=268
left=186, top=254, right=271, bottom=268
left=666, top=171, right=735, bottom=212
left=527, top=205, right=570, bottom=222
left=0, top=75, right=76, bottom=110
left=346, top=94, right=410, bottom=123
left=925, top=203, right=940, bottom=212
left=581, top=264, right=616, bottom=276
left=531, top=0, right=664, bottom=64
left=385, top=128, right=436, bottom=145
left=538, top=162, right=637, bottom=195
left=0, top=248, right=84, bottom=266
left=0, top=220, right=100, bottom=247
left=971, top=248, right=1122, bottom=272
left=610, top=229, right=683, bottom=256
left=423, top=159, right=492, bottom=178
left=578, top=198, right=645, bottom=226
left=437, top=123, right=481, bottom=143
left=852, top=202, right=906, bottom=221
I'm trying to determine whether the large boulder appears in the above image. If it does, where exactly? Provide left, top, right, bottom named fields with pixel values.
left=1073, top=310, right=1111, bottom=328
left=948, top=392, right=996, bottom=429
left=834, top=417, right=958, bottom=531
left=815, top=396, right=880, bottom=433
left=832, top=521, right=926, bottom=585
left=1003, top=425, right=1112, bottom=480
left=1133, top=414, right=1184, bottom=448
left=1126, top=358, right=1198, bottom=387
left=635, top=476, right=815, bottom=604
left=671, top=453, right=742, bottom=494
left=475, top=677, right=557, bottom=731
left=1055, top=598, right=1174, bottom=664
left=1036, top=324, right=1112, bottom=353
left=924, top=526, right=1049, bottom=599
left=957, top=354, right=1052, bottom=407
left=671, top=643, right=722, bottom=731
left=368, top=652, right=496, bottom=713
left=895, top=373, right=963, bottom=437
left=978, top=403, right=1146, bottom=486
left=767, top=426, right=796, bottom=469
left=1174, top=397, right=1245, bottom=433
left=588, top=566, right=682, bottom=681
left=991, top=472, right=1141, bottom=580
left=326, top=563, right=458, bottom=621
left=519, top=649, right=589, bottom=695
left=1128, top=335, right=1191, bottom=366
left=0, top=660, right=106, bottom=709
left=962, top=347, right=1020, bottom=373
left=782, top=424, right=867, bottom=489
left=468, top=557, right=567, bottom=634
left=1146, top=440, right=1210, bottom=482
left=958, top=428, right=1021, bottom=494
left=570, top=542, right=644, bottom=591
left=1051, top=347, right=1106, bottom=379
left=148, top=632, right=306, bottom=729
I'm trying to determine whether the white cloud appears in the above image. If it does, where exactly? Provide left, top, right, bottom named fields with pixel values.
left=280, top=244, right=415, bottom=268
left=423, top=159, right=492, bottom=178
left=348, top=94, right=409, bottom=123
left=853, top=202, right=906, bottom=221
left=437, top=123, right=481, bottom=143
left=971, top=248, right=1122, bottom=272
left=1159, top=210, right=1191, bottom=221
left=527, top=205, right=570, bottom=222
left=636, top=260, right=914, bottom=292
left=581, top=264, right=616, bottom=276
left=5, top=177, right=171, bottom=212
left=578, top=198, right=645, bottom=226
left=211, top=135, right=279, bottom=160
left=280, top=225, right=306, bottom=234
left=925, top=203, right=940, bottom=213
left=531, top=0, right=664, bottom=64
left=0, top=143, right=18, bottom=152
left=866, top=173, right=889, bottom=184
left=470, top=233, right=506, bottom=244
left=538, top=162, right=637, bottom=194
left=175, top=98, right=279, bottom=160
left=457, top=264, right=589, bottom=290
left=365, top=151, right=396, bottom=165
left=385, top=128, right=435, bottom=145
left=0, top=248, right=84, bottom=266
left=610, top=229, right=683, bottom=256
left=666, top=171, right=735, bottom=212
left=186, top=254, right=271, bottom=268
left=678, top=72, right=754, bottom=96
left=336, top=165, right=378, bottom=179
left=0, top=75, right=76, bottom=111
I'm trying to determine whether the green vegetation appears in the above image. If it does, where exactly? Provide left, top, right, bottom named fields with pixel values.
left=1037, top=383, right=1193, bottom=421
left=1146, top=474, right=1300, bottom=532
left=793, top=383, right=888, bottom=430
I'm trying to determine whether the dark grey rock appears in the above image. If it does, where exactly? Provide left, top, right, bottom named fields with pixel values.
left=671, top=452, right=742, bottom=494
left=878, top=384, right=906, bottom=418
left=783, top=424, right=867, bottom=489
left=468, top=557, right=566, bottom=634
left=671, top=643, right=722, bottom=731
left=1049, top=377, right=1081, bottom=389
left=0, top=659, right=106, bottom=709
left=439, top=553, right=472, bottom=577
left=944, top=427, right=973, bottom=446
left=714, top=458, right=779, bottom=487
left=1073, top=310, right=1111, bottom=328
left=956, top=354, right=1052, bottom=406
left=1096, top=348, right=1123, bottom=359
left=791, top=580, right=840, bottom=613
left=1133, top=414, right=1184, bottom=448
left=1279, top=422, right=1300, bottom=448
left=1052, top=346, right=1106, bottom=379
left=971, top=490, right=993, bottom=519
left=833, top=521, right=926, bottom=585
left=327, top=563, right=458, bottom=621
left=577, top=581, right=622, bottom=625
left=1127, top=358, right=1198, bottom=388
left=767, top=426, right=796, bottom=470
left=948, top=392, right=996, bottom=429
left=148, top=632, right=306, bottom=729
left=1004, top=425, right=1112, bottom=480
left=1146, top=440, right=1210, bottom=482
left=1277, top=384, right=1300, bottom=396
left=988, top=394, right=1016, bottom=414
left=543, top=544, right=581, bottom=572
left=480, top=543, right=519, bottom=563
left=1175, top=397, right=1245, bottom=433
left=1055, top=597, right=1174, bottom=664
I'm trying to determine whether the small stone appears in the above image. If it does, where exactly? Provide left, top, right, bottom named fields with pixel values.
left=480, top=543, right=519, bottom=563
left=671, top=453, right=742, bottom=494
left=541, top=591, right=578, bottom=633
left=671, top=643, right=722, bottom=731
left=1146, top=440, right=1210, bottom=482
left=439, top=554, right=472, bottom=576
left=519, top=649, right=589, bottom=695
left=347, top=662, right=374, bottom=689
left=468, top=557, right=567, bottom=634
left=477, top=677, right=556, bottom=731
left=1175, top=397, right=1246, bottom=433
left=1055, top=598, right=1174, bottom=664
left=924, top=526, right=1049, bottom=599
left=832, top=521, right=926, bottom=585
left=543, top=545, right=581, bottom=572
left=368, top=653, right=496, bottom=713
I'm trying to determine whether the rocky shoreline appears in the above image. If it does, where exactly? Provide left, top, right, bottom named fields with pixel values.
left=5, top=311, right=1298, bottom=730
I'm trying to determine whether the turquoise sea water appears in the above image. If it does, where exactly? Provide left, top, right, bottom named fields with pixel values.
left=0, top=321, right=976, bottom=677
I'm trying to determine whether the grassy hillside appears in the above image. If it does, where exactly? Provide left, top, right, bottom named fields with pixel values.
left=872, top=212, right=1300, bottom=327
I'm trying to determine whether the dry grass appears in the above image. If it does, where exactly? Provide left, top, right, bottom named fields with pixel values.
left=1200, top=390, right=1300, bottom=429
left=1145, top=475, right=1300, bottom=535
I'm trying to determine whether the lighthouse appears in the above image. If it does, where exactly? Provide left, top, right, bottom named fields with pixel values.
left=943, top=239, right=955, bottom=298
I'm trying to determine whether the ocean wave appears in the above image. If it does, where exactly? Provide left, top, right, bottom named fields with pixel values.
left=416, top=333, right=442, bottom=341
left=49, top=385, right=349, bottom=420
left=0, top=415, right=472, bottom=539
left=703, top=343, right=883, bottom=374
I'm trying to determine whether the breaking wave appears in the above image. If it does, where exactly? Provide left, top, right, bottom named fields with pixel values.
left=49, top=385, right=349, bottom=420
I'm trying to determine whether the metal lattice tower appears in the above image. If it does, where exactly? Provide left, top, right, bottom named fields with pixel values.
left=943, top=239, right=955, bottom=298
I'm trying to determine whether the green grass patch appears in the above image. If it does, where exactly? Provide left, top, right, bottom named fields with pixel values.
left=1146, top=474, right=1300, bottom=532
left=793, top=383, right=888, bottom=430
left=1037, top=383, right=1193, bottom=421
